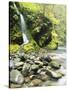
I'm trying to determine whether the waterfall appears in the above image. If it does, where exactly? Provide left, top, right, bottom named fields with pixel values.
left=20, top=14, right=29, bottom=44
left=13, top=3, right=19, bottom=14
left=13, top=3, right=29, bottom=44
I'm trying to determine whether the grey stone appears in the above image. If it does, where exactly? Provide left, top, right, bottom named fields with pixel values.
left=10, top=70, right=24, bottom=84
left=22, top=63, right=31, bottom=76
left=50, top=60, right=61, bottom=69
left=14, top=62, right=24, bottom=67
left=31, top=64, right=39, bottom=70
left=46, top=69, right=62, bottom=79
left=29, top=79, right=42, bottom=86
left=34, top=61, right=43, bottom=66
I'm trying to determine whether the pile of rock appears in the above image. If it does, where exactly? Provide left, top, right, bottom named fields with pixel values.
left=9, top=52, right=64, bottom=88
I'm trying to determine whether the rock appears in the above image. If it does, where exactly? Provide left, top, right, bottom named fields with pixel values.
left=29, top=75, right=36, bottom=80
left=43, top=60, right=48, bottom=66
left=22, top=63, right=31, bottom=76
left=24, top=77, right=31, bottom=83
left=10, top=70, right=24, bottom=84
left=46, top=69, right=62, bottom=79
left=30, top=55, right=35, bottom=60
left=14, top=62, right=24, bottom=67
left=31, top=64, right=39, bottom=70
left=29, top=79, right=42, bottom=86
left=44, top=56, right=52, bottom=62
left=26, top=59, right=34, bottom=65
left=34, top=61, right=43, bottom=66
left=36, top=57, right=41, bottom=61
left=14, top=58, right=21, bottom=62
left=40, top=71, right=46, bottom=75
left=40, top=75, right=48, bottom=81
left=50, top=60, right=61, bottom=69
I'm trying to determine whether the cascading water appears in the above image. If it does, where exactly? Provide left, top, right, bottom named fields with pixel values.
left=13, top=3, right=29, bottom=44
left=20, top=14, right=29, bottom=44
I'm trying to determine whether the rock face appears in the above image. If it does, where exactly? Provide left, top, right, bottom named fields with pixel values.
left=10, top=70, right=24, bottom=84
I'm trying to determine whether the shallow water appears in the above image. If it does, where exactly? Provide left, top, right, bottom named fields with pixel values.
left=43, top=46, right=67, bottom=86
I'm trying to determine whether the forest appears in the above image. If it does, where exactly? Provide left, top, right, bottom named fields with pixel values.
left=9, top=2, right=66, bottom=88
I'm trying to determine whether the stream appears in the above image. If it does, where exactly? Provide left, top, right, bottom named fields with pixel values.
left=42, top=46, right=67, bottom=86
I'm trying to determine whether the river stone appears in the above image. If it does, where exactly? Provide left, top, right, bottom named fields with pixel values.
left=14, top=62, right=24, bottom=67
left=24, top=77, right=31, bottom=83
left=30, top=55, right=35, bottom=60
left=40, top=75, right=48, bottom=81
left=34, top=61, right=43, bottom=66
left=14, top=58, right=21, bottom=62
left=29, top=79, right=42, bottom=86
left=10, top=70, right=24, bottom=84
left=31, top=64, right=39, bottom=70
left=44, top=56, right=52, bottom=62
left=46, top=69, right=62, bottom=79
left=22, top=63, right=31, bottom=76
left=50, top=60, right=61, bottom=69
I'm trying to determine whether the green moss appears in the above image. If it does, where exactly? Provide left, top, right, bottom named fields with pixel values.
left=46, top=30, right=58, bottom=50
left=10, top=44, right=20, bottom=54
left=23, top=40, right=40, bottom=53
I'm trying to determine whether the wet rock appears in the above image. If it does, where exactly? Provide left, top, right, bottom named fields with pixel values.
left=40, top=75, right=48, bottom=81
left=22, top=63, right=31, bottom=76
left=24, top=77, right=31, bottom=83
left=31, top=64, right=39, bottom=70
left=26, top=59, right=34, bottom=65
left=36, top=57, right=41, bottom=61
left=43, top=60, right=48, bottom=66
left=10, top=70, right=24, bottom=84
left=14, top=58, right=21, bottom=62
left=46, top=69, right=62, bottom=79
left=30, top=55, right=35, bottom=60
left=29, top=75, right=36, bottom=80
left=14, top=62, right=24, bottom=67
left=50, top=60, right=61, bottom=69
left=40, top=71, right=46, bottom=75
left=44, top=56, right=52, bottom=62
left=29, top=79, right=42, bottom=86
left=34, top=61, right=43, bottom=66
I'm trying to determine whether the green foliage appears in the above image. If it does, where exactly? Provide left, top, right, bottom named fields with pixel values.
left=22, top=40, right=40, bottom=53
left=46, top=30, right=58, bottom=50
left=10, top=44, right=20, bottom=54
left=9, top=2, right=66, bottom=52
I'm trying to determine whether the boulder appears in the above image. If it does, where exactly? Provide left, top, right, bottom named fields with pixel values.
left=44, top=56, right=52, bottom=62
left=14, top=62, right=24, bottom=67
left=50, top=60, right=61, bottom=69
left=22, top=63, right=31, bottom=76
left=46, top=69, right=63, bottom=79
left=40, top=75, right=48, bottom=81
left=31, top=64, right=39, bottom=70
left=29, top=79, right=42, bottom=86
left=34, top=61, right=43, bottom=66
left=10, top=70, right=24, bottom=84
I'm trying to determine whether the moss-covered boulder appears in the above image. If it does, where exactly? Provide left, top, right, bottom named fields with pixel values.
left=46, top=30, right=58, bottom=50
left=22, top=40, right=40, bottom=53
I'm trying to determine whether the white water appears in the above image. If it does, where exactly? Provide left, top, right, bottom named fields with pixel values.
left=13, top=3, right=29, bottom=44
left=13, top=3, right=19, bottom=14
left=20, top=14, right=29, bottom=44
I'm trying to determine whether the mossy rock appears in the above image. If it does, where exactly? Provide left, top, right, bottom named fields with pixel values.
left=23, top=40, right=40, bottom=53
left=10, top=44, right=20, bottom=54
left=46, top=30, right=58, bottom=50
